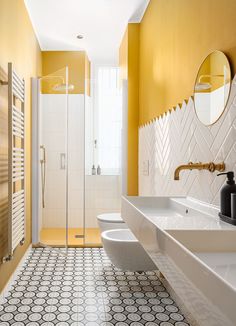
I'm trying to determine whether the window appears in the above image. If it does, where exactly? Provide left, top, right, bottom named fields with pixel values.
left=94, top=66, right=122, bottom=175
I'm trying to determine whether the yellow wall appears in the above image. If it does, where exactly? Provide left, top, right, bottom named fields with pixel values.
left=85, top=55, right=91, bottom=96
left=139, top=0, right=236, bottom=124
left=0, top=0, right=42, bottom=292
left=42, top=51, right=90, bottom=94
left=119, top=29, right=128, bottom=82
left=119, top=24, right=139, bottom=195
left=120, top=0, right=236, bottom=193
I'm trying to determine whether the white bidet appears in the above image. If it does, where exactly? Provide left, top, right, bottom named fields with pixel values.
left=101, top=229, right=157, bottom=272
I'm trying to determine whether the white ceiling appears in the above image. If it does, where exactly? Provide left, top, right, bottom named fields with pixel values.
left=25, top=0, right=149, bottom=64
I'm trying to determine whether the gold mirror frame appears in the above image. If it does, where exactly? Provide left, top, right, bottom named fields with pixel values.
left=193, top=50, right=231, bottom=126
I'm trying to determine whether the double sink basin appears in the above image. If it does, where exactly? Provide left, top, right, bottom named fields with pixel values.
left=122, top=196, right=236, bottom=326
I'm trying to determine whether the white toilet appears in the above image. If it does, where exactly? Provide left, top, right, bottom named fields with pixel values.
left=101, top=229, right=157, bottom=272
left=97, top=213, right=127, bottom=232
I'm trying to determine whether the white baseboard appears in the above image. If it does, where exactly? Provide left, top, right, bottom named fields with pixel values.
left=0, top=244, right=32, bottom=300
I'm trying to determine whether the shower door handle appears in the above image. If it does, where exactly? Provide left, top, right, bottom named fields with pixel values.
left=40, top=145, right=46, bottom=208
left=60, top=153, right=66, bottom=170
left=40, top=145, right=46, bottom=164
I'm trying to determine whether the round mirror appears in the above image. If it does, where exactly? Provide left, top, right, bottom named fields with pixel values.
left=194, top=50, right=231, bottom=126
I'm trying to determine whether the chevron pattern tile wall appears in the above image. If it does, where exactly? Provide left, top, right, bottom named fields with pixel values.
left=139, top=75, right=236, bottom=206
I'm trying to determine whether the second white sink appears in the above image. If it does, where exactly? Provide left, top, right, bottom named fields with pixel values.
left=122, top=195, right=236, bottom=326
left=195, top=252, right=236, bottom=288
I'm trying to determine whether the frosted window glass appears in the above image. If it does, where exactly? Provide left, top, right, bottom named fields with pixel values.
left=97, top=67, right=122, bottom=175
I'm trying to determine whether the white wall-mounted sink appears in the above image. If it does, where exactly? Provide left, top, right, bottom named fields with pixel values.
left=122, top=196, right=236, bottom=326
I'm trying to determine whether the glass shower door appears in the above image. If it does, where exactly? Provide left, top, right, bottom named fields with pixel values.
left=67, top=89, right=86, bottom=246
left=38, top=67, right=69, bottom=247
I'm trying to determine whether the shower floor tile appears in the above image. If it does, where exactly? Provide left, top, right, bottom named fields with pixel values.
left=40, top=228, right=101, bottom=246
left=0, top=248, right=190, bottom=325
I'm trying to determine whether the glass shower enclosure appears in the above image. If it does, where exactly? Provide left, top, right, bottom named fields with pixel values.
left=32, top=66, right=86, bottom=247
left=32, top=65, right=122, bottom=248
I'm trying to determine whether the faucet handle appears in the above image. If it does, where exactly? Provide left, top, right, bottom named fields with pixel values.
left=188, top=162, right=194, bottom=171
left=208, top=162, right=215, bottom=172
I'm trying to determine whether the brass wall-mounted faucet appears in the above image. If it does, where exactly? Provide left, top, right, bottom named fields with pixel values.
left=174, top=162, right=225, bottom=180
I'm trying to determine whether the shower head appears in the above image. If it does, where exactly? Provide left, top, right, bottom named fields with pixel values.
left=52, top=83, right=75, bottom=92
left=195, top=73, right=225, bottom=91
left=40, top=75, right=74, bottom=92
left=194, top=82, right=212, bottom=91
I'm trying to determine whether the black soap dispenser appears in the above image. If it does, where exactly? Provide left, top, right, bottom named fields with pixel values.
left=217, top=171, right=236, bottom=225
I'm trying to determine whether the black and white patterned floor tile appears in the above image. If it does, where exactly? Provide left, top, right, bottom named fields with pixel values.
left=0, top=248, right=190, bottom=325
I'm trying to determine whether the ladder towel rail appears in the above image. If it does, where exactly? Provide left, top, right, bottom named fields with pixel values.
left=7, top=62, right=25, bottom=259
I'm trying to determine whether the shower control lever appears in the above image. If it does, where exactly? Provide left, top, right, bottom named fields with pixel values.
left=60, top=153, right=66, bottom=170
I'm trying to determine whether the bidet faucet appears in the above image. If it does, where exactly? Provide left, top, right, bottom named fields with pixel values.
left=174, top=161, right=225, bottom=180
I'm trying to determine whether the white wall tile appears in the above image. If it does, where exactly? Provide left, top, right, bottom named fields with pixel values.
left=68, top=189, right=84, bottom=209
left=139, top=75, right=236, bottom=206
left=84, top=175, right=121, bottom=227
left=41, top=95, right=121, bottom=229
left=42, top=209, right=67, bottom=228
left=68, top=170, right=84, bottom=190
left=68, top=209, right=84, bottom=228
left=41, top=95, right=85, bottom=228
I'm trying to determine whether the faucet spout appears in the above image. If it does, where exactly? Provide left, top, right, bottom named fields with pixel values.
left=174, top=162, right=225, bottom=180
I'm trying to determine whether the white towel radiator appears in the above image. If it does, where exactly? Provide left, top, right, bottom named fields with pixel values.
left=7, top=63, right=26, bottom=259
